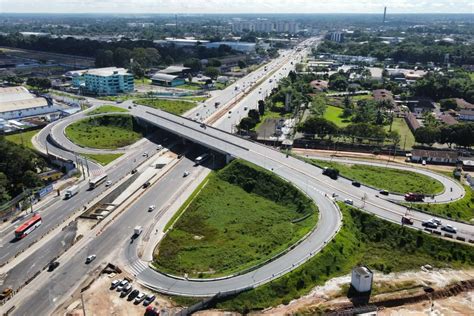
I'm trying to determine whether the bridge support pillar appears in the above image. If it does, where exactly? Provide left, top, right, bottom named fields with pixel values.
left=225, top=154, right=234, bottom=165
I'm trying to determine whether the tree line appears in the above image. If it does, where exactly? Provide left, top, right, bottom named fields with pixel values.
left=0, top=137, right=45, bottom=204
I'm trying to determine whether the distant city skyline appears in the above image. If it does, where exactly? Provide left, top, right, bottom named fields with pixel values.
left=1, top=0, right=473, bottom=14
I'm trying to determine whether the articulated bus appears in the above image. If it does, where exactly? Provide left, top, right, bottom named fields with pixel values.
left=15, top=213, right=42, bottom=239
left=89, top=174, right=108, bottom=190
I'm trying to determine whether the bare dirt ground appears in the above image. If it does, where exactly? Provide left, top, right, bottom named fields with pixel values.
left=264, top=268, right=474, bottom=315
left=62, top=272, right=178, bottom=316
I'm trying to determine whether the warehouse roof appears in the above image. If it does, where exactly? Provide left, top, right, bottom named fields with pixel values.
left=0, top=98, right=50, bottom=113
left=151, top=73, right=180, bottom=81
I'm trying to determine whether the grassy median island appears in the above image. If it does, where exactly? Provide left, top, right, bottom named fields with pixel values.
left=154, top=160, right=318, bottom=278
left=405, top=185, right=474, bottom=222
left=135, top=98, right=197, bottom=115
left=82, top=153, right=124, bottom=165
left=65, top=114, right=143, bottom=149
left=309, top=159, right=444, bottom=195
left=87, top=105, right=128, bottom=116
left=216, top=203, right=474, bottom=313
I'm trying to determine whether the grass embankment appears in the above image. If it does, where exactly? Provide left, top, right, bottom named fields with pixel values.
left=405, top=185, right=474, bottom=222
left=323, top=105, right=351, bottom=127
left=216, top=203, right=474, bottom=313
left=5, top=129, right=39, bottom=151
left=309, top=159, right=444, bottom=195
left=385, top=118, right=415, bottom=150
left=87, top=105, right=128, bottom=116
left=135, top=98, right=197, bottom=115
left=154, top=160, right=318, bottom=278
left=82, top=153, right=124, bottom=166
left=179, top=83, right=204, bottom=91
left=65, top=114, right=143, bottom=149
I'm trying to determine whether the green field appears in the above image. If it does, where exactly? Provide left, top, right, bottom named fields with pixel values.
left=5, top=129, right=39, bottom=151
left=406, top=186, right=474, bottom=222
left=65, top=115, right=143, bottom=149
left=87, top=105, right=128, bottom=116
left=179, top=83, right=204, bottom=91
left=82, top=153, right=123, bottom=165
left=216, top=203, right=474, bottom=312
left=323, top=105, right=351, bottom=127
left=309, top=159, right=444, bottom=195
left=135, top=98, right=197, bottom=115
left=386, top=118, right=415, bottom=150
left=154, top=160, right=317, bottom=278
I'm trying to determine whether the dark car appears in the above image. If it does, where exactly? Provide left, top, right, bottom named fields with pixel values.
left=131, top=169, right=138, bottom=174
left=422, top=220, right=438, bottom=229
left=352, top=181, right=361, bottom=187
left=120, top=284, right=132, bottom=297
left=379, top=190, right=389, bottom=196
left=143, top=181, right=151, bottom=189
left=47, top=261, right=60, bottom=272
left=127, top=289, right=140, bottom=301
left=401, top=216, right=414, bottom=225
left=177, top=154, right=183, bottom=159
left=143, top=294, right=156, bottom=306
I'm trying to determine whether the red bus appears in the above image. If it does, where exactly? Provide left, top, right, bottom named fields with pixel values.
left=15, top=214, right=42, bottom=239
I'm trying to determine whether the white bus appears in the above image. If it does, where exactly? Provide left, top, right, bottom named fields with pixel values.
left=89, top=174, right=108, bottom=189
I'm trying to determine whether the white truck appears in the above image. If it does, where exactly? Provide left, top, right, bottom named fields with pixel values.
left=64, top=185, right=79, bottom=199
left=134, top=226, right=143, bottom=236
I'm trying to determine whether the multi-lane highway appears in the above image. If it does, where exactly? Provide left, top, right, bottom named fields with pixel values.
left=2, top=36, right=472, bottom=315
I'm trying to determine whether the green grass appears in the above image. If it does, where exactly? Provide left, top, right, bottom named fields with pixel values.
left=255, top=109, right=289, bottom=131
left=182, top=96, right=209, bottom=102
left=5, top=129, right=39, bottom=151
left=135, top=98, right=197, bottom=115
left=308, top=159, right=444, bottom=195
left=323, top=105, right=351, bottom=127
left=405, top=185, right=474, bottom=222
left=87, top=105, right=128, bottom=116
left=386, top=118, right=416, bottom=150
left=82, top=153, right=123, bottom=165
left=154, top=160, right=317, bottom=278
left=216, top=203, right=474, bottom=313
left=65, top=115, right=143, bottom=149
left=134, top=78, right=152, bottom=85
left=179, top=83, right=204, bottom=91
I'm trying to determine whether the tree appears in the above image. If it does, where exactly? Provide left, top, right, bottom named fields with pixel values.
left=310, top=94, right=327, bottom=117
left=328, top=73, right=348, bottom=91
left=415, top=126, right=440, bottom=146
left=113, top=47, right=131, bottom=68
left=183, top=58, right=202, bottom=72
left=26, top=77, right=51, bottom=90
left=297, top=117, right=338, bottom=139
left=239, top=117, right=257, bottom=131
left=208, top=58, right=222, bottom=67
left=238, top=60, right=247, bottom=69
left=204, top=66, right=220, bottom=79
left=187, top=73, right=193, bottom=83
left=95, top=49, right=114, bottom=67
left=342, top=95, right=353, bottom=118
left=439, top=98, right=458, bottom=111
left=248, top=109, right=260, bottom=122
left=258, top=100, right=265, bottom=116
left=131, top=62, right=145, bottom=78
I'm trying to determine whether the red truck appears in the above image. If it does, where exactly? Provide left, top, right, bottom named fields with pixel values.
left=404, top=193, right=424, bottom=202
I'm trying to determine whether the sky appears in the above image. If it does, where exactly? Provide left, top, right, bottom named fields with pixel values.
left=0, top=0, right=473, bottom=14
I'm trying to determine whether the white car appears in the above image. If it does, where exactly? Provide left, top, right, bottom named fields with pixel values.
left=85, top=254, right=96, bottom=264
left=183, top=171, right=190, bottom=177
left=148, top=205, right=156, bottom=212
left=116, top=280, right=129, bottom=292
left=142, top=152, right=148, bottom=157
left=441, top=224, right=457, bottom=234
left=156, top=145, right=163, bottom=150
left=134, top=292, right=146, bottom=304
left=105, top=180, right=112, bottom=187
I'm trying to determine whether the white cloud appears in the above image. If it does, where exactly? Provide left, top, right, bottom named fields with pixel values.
left=0, top=0, right=472, bottom=13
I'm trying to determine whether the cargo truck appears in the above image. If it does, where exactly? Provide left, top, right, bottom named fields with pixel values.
left=404, top=193, right=424, bottom=202
left=65, top=185, right=79, bottom=199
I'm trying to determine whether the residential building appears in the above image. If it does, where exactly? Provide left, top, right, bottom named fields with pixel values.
left=255, top=21, right=274, bottom=33
left=66, top=67, right=134, bottom=96
left=410, top=149, right=458, bottom=164
left=0, top=86, right=59, bottom=120
left=454, top=98, right=474, bottom=110
left=439, top=113, right=458, bottom=125
left=458, top=109, right=474, bottom=121
left=329, top=32, right=344, bottom=43
left=373, top=89, right=394, bottom=105
left=151, top=73, right=185, bottom=87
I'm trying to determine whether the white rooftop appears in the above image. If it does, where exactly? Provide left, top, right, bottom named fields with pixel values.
left=152, top=73, right=180, bottom=81
left=0, top=86, right=34, bottom=102
left=65, top=67, right=130, bottom=77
